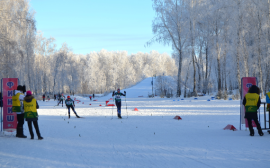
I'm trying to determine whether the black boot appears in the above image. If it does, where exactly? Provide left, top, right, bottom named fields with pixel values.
left=118, top=113, right=122, bottom=119
left=254, top=119, right=264, bottom=136
left=249, top=128, right=254, bottom=136
left=17, top=127, right=27, bottom=138
left=74, top=112, right=80, bottom=118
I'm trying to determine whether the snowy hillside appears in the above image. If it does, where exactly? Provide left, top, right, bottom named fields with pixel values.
left=0, top=77, right=270, bottom=168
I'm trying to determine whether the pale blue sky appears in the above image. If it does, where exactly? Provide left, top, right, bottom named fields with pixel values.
left=29, top=0, right=172, bottom=55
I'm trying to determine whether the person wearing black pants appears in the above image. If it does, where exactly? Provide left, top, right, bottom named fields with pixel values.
left=243, top=85, right=264, bottom=136
left=112, top=89, right=126, bottom=119
left=12, top=85, right=27, bottom=138
left=24, top=90, right=43, bottom=140
left=65, top=96, right=80, bottom=118
left=58, top=95, right=64, bottom=107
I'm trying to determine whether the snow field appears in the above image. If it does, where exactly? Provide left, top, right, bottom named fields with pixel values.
left=0, top=78, right=270, bottom=168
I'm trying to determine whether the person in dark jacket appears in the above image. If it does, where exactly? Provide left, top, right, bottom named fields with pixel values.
left=112, top=88, right=126, bottom=119
left=65, top=96, right=80, bottom=118
left=57, top=94, right=64, bottom=107
left=42, top=94, right=45, bottom=101
left=23, top=90, right=43, bottom=140
left=242, top=85, right=263, bottom=136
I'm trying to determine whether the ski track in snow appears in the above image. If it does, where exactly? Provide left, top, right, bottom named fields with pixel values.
left=1, top=77, right=270, bottom=167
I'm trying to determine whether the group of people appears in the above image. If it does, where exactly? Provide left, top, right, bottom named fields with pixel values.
left=89, top=94, right=95, bottom=101
left=243, top=85, right=270, bottom=136
left=12, top=85, right=43, bottom=140
left=11, top=83, right=269, bottom=138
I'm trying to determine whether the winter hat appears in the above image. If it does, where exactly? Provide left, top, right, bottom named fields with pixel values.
left=26, top=90, right=32, bottom=96
left=117, top=88, right=120, bottom=91
left=67, top=96, right=70, bottom=98
left=17, top=85, right=23, bottom=91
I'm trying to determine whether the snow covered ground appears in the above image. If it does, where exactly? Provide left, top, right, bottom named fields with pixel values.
left=1, top=77, right=270, bottom=168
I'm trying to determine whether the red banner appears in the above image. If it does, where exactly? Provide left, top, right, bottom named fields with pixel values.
left=2, top=78, right=18, bottom=132
left=241, top=77, right=257, bottom=127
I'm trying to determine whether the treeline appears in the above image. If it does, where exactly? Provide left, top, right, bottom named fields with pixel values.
left=150, top=0, right=270, bottom=97
left=0, top=0, right=177, bottom=95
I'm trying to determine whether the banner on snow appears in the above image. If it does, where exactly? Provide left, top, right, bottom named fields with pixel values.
left=1, top=78, right=18, bottom=132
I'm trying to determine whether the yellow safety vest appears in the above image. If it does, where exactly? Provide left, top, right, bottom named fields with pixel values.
left=23, top=98, right=38, bottom=119
left=245, top=93, right=260, bottom=112
left=12, top=92, right=23, bottom=113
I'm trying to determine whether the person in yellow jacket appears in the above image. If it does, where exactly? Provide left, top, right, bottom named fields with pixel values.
left=242, top=85, right=264, bottom=136
left=23, top=90, right=43, bottom=140
left=12, top=85, right=27, bottom=138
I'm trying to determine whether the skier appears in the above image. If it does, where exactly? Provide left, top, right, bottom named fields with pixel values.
left=12, top=85, right=27, bottom=138
left=23, top=90, right=43, bottom=140
left=112, top=88, right=126, bottom=119
left=42, top=94, right=45, bottom=101
left=65, top=96, right=80, bottom=118
left=58, top=94, right=64, bottom=107
left=89, top=95, right=92, bottom=101
left=242, top=85, right=264, bottom=136
left=54, top=94, right=56, bottom=101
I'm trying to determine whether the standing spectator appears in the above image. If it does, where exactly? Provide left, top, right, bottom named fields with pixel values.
left=12, top=85, right=27, bottom=138
left=89, top=95, right=92, bottom=101
left=23, top=90, right=43, bottom=140
left=242, top=85, right=264, bottom=136
left=42, top=94, right=45, bottom=101
left=93, top=94, right=95, bottom=99
left=54, top=94, right=56, bottom=101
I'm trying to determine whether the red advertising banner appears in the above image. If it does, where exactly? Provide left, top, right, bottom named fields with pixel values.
left=2, top=78, right=18, bottom=132
left=241, top=77, right=257, bottom=128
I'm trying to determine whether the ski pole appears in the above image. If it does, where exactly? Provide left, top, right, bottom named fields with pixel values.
left=125, top=95, right=128, bottom=118
left=111, top=95, right=114, bottom=119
